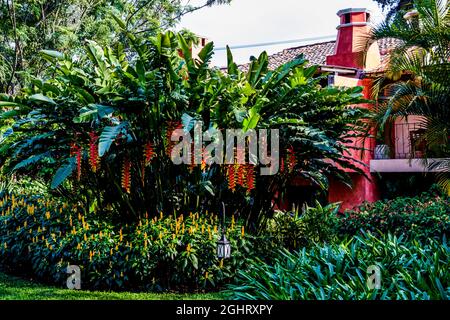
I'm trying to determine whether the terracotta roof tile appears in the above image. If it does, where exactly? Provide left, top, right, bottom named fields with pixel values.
left=238, top=38, right=403, bottom=72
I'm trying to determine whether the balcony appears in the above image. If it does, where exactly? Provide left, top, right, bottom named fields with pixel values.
left=370, top=121, right=446, bottom=173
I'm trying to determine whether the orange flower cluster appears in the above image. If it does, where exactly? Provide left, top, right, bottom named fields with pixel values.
left=236, top=164, right=245, bottom=186
left=143, top=142, right=155, bottom=165
left=141, top=142, right=155, bottom=185
left=201, top=148, right=210, bottom=172
left=227, top=165, right=236, bottom=192
left=226, top=164, right=256, bottom=194
left=245, top=164, right=255, bottom=194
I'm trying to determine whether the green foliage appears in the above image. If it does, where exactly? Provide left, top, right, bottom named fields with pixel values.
left=0, top=0, right=230, bottom=93
left=262, top=202, right=340, bottom=250
left=0, top=193, right=251, bottom=291
left=0, top=26, right=368, bottom=227
left=226, top=232, right=450, bottom=300
left=338, top=187, right=450, bottom=240
left=0, top=177, right=47, bottom=197
left=51, top=157, right=77, bottom=189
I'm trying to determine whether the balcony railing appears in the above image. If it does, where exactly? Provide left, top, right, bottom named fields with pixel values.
left=374, top=122, right=427, bottom=160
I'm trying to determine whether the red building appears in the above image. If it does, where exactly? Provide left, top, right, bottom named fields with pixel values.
left=241, top=8, right=441, bottom=210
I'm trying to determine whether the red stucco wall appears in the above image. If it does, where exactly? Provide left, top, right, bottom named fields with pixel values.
left=327, top=77, right=380, bottom=210
left=328, top=174, right=380, bottom=211
left=285, top=9, right=382, bottom=210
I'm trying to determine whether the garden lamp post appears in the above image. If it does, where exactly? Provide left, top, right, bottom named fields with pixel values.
left=217, top=202, right=231, bottom=259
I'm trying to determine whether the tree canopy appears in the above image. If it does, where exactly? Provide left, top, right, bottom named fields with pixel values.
left=0, top=0, right=231, bottom=94
left=372, top=0, right=413, bottom=18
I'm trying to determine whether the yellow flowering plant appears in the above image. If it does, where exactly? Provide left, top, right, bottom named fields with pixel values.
left=0, top=193, right=253, bottom=291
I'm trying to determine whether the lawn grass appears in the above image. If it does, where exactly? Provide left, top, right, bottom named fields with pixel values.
left=0, top=272, right=226, bottom=300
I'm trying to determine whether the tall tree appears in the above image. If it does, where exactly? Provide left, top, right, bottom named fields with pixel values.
left=0, top=0, right=231, bottom=94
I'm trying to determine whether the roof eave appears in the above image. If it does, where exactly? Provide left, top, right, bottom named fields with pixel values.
left=319, top=65, right=358, bottom=74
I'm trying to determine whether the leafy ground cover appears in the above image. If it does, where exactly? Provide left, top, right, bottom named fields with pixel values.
left=226, top=232, right=450, bottom=300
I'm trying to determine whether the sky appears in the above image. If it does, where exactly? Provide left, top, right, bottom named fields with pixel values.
left=178, top=0, right=386, bottom=67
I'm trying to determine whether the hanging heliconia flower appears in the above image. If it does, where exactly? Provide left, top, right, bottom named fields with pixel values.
left=165, top=121, right=183, bottom=156
left=121, top=157, right=131, bottom=194
left=280, top=158, right=285, bottom=173
left=236, top=164, right=246, bottom=187
left=89, top=132, right=99, bottom=172
left=286, top=146, right=297, bottom=173
left=142, top=141, right=155, bottom=185
left=143, top=142, right=155, bottom=165
left=246, top=164, right=255, bottom=194
left=227, top=165, right=237, bottom=192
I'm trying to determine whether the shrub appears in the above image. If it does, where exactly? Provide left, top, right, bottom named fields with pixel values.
left=262, top=202, right=340, bottom=250
left=0, top=193, right=252, bottom=291
left=226, top=232, right=450, bottom=300
left=338, top=187, right=450, bottom=240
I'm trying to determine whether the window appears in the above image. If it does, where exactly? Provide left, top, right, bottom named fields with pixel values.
left=327, top=74, right=335, bottom=87
left=344, top=13, right=351, bottom=24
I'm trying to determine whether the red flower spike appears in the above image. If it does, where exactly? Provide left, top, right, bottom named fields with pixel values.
left=246, top=164, right=255, bottom=194
left=143, top=142, right=155, bottom=165
left=236, top=164, right=246, bottom=187
left=89, top=132, right=99, bottom=173
left=121, top=157, right=131, bottom=194
left=227, top=165, right=237, bottom=192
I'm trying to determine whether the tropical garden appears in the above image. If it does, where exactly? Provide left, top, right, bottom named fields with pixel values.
left=0, top=0, right=449, bottom=300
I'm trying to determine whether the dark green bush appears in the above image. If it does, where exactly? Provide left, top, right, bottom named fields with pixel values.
left=262, top=202, right=340, bottom=250
left=338, top=187, right=450, bottom=240
left=0, top=193, right=251, bottom=291
left=226, top=232, right=450, bottom=300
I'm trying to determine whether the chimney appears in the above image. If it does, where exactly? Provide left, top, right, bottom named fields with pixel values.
left=327, top=8, right=379, bottom=70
